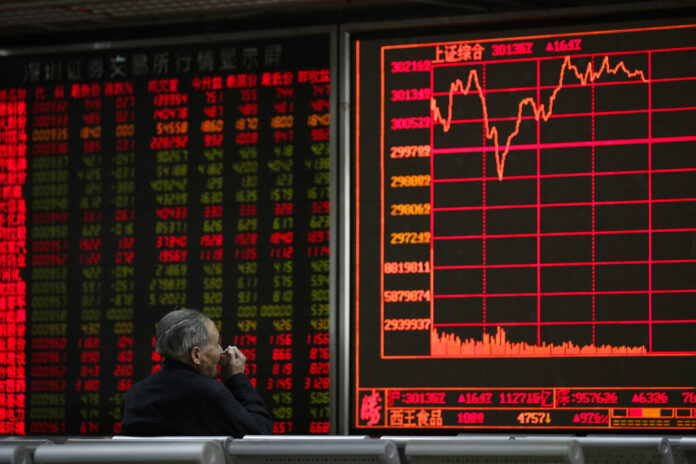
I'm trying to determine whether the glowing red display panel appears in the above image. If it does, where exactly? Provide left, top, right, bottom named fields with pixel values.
left=354, top=20, right=696, bottom=431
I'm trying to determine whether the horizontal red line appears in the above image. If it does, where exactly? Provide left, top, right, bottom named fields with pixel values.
left=429, top=45, right=696, bottom=68
left=433, top=259, right=696, bottom=270
left=433, top=76, right=647, bottom=95
left=431, top=75, right=696, bottom=97
left=433, top=167, right=696, bottom=184
left=433, top=198, right=696, bottom=213
left=433, top=319, right=696, bottom=327
left=441, top=105, right=696, bottom=126
left=434, top=228, right=696, bottom=240
left=435, top=289, right=696, bottom=298
left=431, top=135, right=696, bottom=155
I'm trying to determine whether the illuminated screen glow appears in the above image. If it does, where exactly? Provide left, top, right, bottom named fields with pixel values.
left=354, top=21, right=696, bottom=431
left=0, top=35, right=330, bottom=435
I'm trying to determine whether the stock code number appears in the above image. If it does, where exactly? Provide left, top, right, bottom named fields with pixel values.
left=383, top=290, right=431, bottom=303
left=309, top=421, right=330, bottom=434
left=391, top=60, right=432, bottom=73
left=458, top=412, right=485, bottom=424
left=572, top=412, right=608, bottom=424
left=401, top=392, right=446, bottom=404
left=384, top=318, right=431, bottom=331
left=391, top=117, right=431, bottom=130
left=491, top=41, right=533, bottom=56
left=499, top=391, right=551, bottom=406
left=390, top=145, right=431, bottom=158
left=391, top=88, right=432, bottom=101
left=391, top=175, right=430, bottom=188
left=390, top=203, right=431, bottom=216
left=571, top=392, right=618, bottom=404
left=632, top=392, right=668, bottom=404
left=390, top=232, right=430, bottom=244
left=384, top=261, right=430, bottom=274
left=516, top=412, right=550, bottom=425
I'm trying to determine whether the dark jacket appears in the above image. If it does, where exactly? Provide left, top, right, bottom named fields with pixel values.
left=121, top=358, right=273, bottom=437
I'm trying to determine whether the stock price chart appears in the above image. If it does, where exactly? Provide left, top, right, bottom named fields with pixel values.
left=354, top=20, right=696, bottom=431
left=0, top=33, right=330, bottom=435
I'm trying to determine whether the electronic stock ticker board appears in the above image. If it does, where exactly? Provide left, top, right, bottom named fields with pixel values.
left=0, top=32, right=331, bottom=435
left=353, top=19, right=696, bottom=432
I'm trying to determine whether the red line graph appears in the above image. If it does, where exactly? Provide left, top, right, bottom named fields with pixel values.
left=376, top=35, right=696, bottom=361
left=430, top=55, right=649, bottom=180
left=425, top=50, right=696, bottom=357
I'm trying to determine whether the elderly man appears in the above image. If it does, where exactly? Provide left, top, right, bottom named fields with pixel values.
left=121, top=307, right=273, bottom=436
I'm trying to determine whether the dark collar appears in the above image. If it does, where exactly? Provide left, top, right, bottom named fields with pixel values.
left=162, top=357, right=196, bottom=372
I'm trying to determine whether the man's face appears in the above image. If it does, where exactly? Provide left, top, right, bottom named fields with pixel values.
left=194, top=319, right=223, bottom=378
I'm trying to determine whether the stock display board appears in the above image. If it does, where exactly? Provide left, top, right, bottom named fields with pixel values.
left=0, top=32, right=331, bottom=435
left=353, top=20, right=696, bottom=431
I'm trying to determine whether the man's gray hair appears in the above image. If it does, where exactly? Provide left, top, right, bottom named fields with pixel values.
left=155, top=307, right=212, bottom=360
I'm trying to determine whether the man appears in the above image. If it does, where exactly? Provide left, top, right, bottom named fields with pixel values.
left=121, top=307, right=273, bottom=436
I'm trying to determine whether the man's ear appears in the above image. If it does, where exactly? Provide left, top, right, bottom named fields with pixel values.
left=189, top=346, right=202, bottom=365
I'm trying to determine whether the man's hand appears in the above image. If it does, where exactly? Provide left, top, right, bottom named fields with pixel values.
left=220, top=345, right=246, bottom=377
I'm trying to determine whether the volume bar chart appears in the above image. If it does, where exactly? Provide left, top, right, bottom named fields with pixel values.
left=432, top=327, right=648, bottom=357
